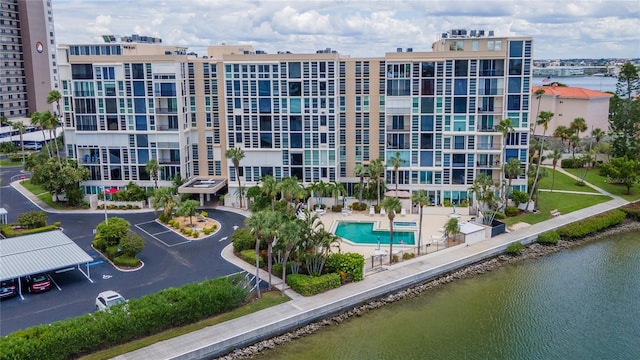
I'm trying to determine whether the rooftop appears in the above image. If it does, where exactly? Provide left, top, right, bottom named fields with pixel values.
left=532, top=85, right=614, bottom=99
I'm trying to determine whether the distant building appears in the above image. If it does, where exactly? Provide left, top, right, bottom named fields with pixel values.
left=531, top=85, right=612, bottom=137
left=0, top=0, right=58, bottom=120
left=58, top=29, right=533, bottom=208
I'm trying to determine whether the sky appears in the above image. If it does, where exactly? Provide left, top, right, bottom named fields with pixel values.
left=52, top=0, right=640, bottom=60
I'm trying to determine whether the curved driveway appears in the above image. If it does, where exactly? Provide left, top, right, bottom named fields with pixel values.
left=0, top=166, right=247, bottom=335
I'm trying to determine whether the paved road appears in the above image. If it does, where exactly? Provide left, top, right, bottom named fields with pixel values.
left=0, top=166, right=247, bottom=335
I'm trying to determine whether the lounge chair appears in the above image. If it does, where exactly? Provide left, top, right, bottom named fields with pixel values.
left=369, top=207, right=375, bottom=216
left=400, top=208, right=407, bottom=216
left=380, top=208, right=386, bottom=216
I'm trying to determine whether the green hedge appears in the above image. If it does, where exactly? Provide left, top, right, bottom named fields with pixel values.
left=537, top=231, right=560, bottom=245
left=621, top=203, right=640, bottom=221
left=0, top=276, right=248, bottom=360
left=0, top=223, right=61, bottom=238
left=505, top=242, right=525, bottom=254
left=325, top=252, right=365, bottom=283
left=505, top=206, right=520, bottom=217
left=561, top=158, right=583, bottom=169
left=557, top=209, right=626, bottom=239
left=286, top=273, right=341, bottom=296
left=240, top=249, right=264, bottom=268
left=232, top=228, right=255, bottom=252
left=113, top=254, right=140, bottom=267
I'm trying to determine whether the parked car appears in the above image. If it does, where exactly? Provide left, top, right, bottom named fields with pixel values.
left=24, top=273, right=52, bottom=293
left=0, top=279, right=18, bottom=299
left=95, top=290, right=126, bottom=312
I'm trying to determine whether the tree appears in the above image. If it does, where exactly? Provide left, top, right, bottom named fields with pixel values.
left=469, top=173, right=501, bottom=225
left=176, top=199, right=200, bottom=227
left=444, top=218, right=460, bottom=243
left=353, top=164, right=368, bottom=203
left=504, top=158, right=522, bottom=205
left=246, top=212, right=269, bottom=299
left=11, top=120, right=26, bottom=163
left=388, top=151, right=405, bottom=198
left=591, top=128, right=605, bottom=145
left=151, top=187, right=178, bottom=218
left=47, top=90, right=63, bottom=154
left=380, top=196, right=401, bottom=264
left=119, top=231, right=146, bottom=257
left=42, top=110, right=61, bottom=166
left=599, top=157, right=640, bottom=194
left=225, top=147, right=246, bottom=208
left=145, top=159, right=160, bottom=188
left=496, top=118, right=514, bottom=202
left=549, top=148, right=563, bottom=192
left=260, top=175, right=278, bottom=211
left=28, top=157, right=89, bottom=204
left=553, top=125, right=571, bottom=149
left=96, top=217, right=131, bottom=246
left=278, top=177, right=303, bottom=216
left=411, top=190, right=428, bottom=255
left=368, top=158, right=385, bottom=205
left=260, top=211, right=283, bottom=290
left=570, top=117, right=587, bottom=138
left=531, top=88, right=546, bottom=135
left=29, top=111, right=52, bottom=157
left=304, top=228, right=340, bottom=276
left=330, top=181, right=345, bottom=206
left=527, top=111, right=554, bottom=211
left=277, top=219, right=305, bottom=295
left=307, top=180, right=327, bottom=209
left=609, top=62, right=640, bottom=160
left=527, top=164, right=548, bottom=208
left=569, top=135, right=581, bottom=158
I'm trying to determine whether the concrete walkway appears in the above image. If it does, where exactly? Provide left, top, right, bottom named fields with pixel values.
left=114, top=188, right=630, bottom=359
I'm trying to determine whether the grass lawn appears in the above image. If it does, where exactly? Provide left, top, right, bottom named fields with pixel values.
left=565, top=168, right=640, bottom=202
left=18, top=180, right=68, bottom=210
left=80, top=291, right=290, bottom=360
left=537, top=169, right=597, bottom=193
left=502, top=191, right=612, bottom=226
left=0, top=158, right=24, bottom=167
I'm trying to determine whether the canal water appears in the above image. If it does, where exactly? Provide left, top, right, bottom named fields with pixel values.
left=259, top=231, right=640, bottom=360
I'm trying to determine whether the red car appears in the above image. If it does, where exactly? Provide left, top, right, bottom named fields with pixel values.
left=24, top=273, right=52, bottom=293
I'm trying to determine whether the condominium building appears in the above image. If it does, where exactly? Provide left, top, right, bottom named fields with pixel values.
left=0, top=0, right=58, bottom=120
left=58, top=30, right=532, bottom=207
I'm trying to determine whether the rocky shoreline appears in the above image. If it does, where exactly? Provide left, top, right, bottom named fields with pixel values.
left=217, top=220, right=640, bottom=359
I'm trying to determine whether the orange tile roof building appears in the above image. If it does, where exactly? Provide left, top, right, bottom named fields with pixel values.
left=531, top=85, right=612, bottom=137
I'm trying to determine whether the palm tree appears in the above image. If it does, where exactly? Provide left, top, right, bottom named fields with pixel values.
left=277, top=219, right=305, bottom=295
left=145, top=159, right=160, bottom=188
left=553, top=125, right=571, bottom=149
left=43, top=110, right=61, bottom=164
left=176, top=199, right=199, bottom=227
left=496, top=118, right=514, bottom=202
left=353, top=164, right=368, bottom=203
left=531, top=88, right=546, bottom=135
left=47, top=90, right=63, bottom=154
left=260, top=175, right=278, bottom=211
left=527, top=111, right=554, bottom=211
left=388, top=151, right=405, bottom=198
left=527, top=164, right=548, bottom=209
left=261, top=210, right=282, bottom=291
left=11, top=121, right=26, bottom=164
left=504, top=158, right=522, bottom=205
left=570, top=135, right=581, bottom=158
left=151, top=187, right=178, bottom=218
left=570, top=117, right=587, bottom=138
left=307, top=180, right=327, bottom=210
left=225, top=147, right=245, bottom=208
left=444, top=218, right=460, bottom=244
left=330, top=181, right=345, bottom=206
left=30, top=112, right=52, bottom=157
left=246, top=211, right=271, bottom=299
left=368, top=158, right=385, bottom=205
left=591, top=128, right=605, bottom=145
left=278, top=177, right=302, bottom=216
left=549, top=149, right=563, bottom=192
left=411, top=190, right=428, bottom=255
left=380, top=196, right=401, bottom=264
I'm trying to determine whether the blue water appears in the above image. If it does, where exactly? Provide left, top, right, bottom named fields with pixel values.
left=334, top=221, right=415, bottom=245
left=394, top=221, right=417, bottom=227
left=534, top=75, right=618, bottom=93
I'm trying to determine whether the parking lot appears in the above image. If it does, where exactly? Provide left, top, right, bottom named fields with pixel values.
left=0, top=174, right=247, bottom=335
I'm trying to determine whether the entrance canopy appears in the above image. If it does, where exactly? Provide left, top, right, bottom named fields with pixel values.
left=0, top=231, right=93, bottom=281
left=179, top=177, right=227, bottom=194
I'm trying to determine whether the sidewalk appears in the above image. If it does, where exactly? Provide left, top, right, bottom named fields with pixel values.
left=115, top=198, right=630, bottom=359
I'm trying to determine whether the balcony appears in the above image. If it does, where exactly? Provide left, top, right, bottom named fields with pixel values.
left=477, top=144, right=501, bottom=151
left=156, top=107, right=178, bottom=114
left=159, top=158, right=180, bottom=165
left=477, top=126, right=498, bottom=132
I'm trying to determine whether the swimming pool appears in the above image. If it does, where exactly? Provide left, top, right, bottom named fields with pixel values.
left=394, top=221, right=417, bottom=227
left=334, top=221, right=415, bottom=245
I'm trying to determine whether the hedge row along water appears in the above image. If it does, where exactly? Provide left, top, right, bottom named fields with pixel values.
left=556, top=209, right=627, bottom=239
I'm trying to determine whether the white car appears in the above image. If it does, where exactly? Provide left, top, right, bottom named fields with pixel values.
left=95, top=290, right=126, bottom=312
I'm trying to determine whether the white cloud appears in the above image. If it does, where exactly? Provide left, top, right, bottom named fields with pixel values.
left=52, top=0, right=640, bottom=59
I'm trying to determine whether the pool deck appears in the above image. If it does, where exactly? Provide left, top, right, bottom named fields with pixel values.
left=324, top=206, right=474, bottom=266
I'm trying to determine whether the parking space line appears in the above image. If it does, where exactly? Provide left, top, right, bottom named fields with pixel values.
left=151, top=229, right=173, bottom=236
left=49, top=276, right=62, bottom=291
left=135, top=223, right=191, bottom=247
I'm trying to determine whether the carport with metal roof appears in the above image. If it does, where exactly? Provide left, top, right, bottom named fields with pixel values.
left=0, top=231, right=94, bottom=299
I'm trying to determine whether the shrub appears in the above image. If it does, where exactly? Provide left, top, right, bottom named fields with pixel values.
left=272, top=263, right=283, bottom=277
left=537, top=231, right=560, bottom=245
left=119, top=231, right=145, bottom=257
left=105, top=245, right=121, bottom=259
left=505, top=206, right=520, bottom=217
left=325, top=252, right=365, bottom=283
left=158, top=213, right=170, bottom=223
left=286, top=273, right=341, bottom=296
left=392, top=254, right=399, bottom=263
left=113, top=254, right=140, bottom=267
left=443, top=199, right=452, bottom=207
left=621, top=203, right=640, bottom=221
left=0, top=224, right=60, bottom=238
left=203, top=227, right=213, bottom=235
left=232, top=228, right=255, bottom=252
left=350, top=202, right=368, bottom=211
left=17, top=210, right=47, bottom=229
left=510, top=189, right=529, bottom=206
left=192, top=231, right=200, bottom=238
left=561, top=158, right=583, bottom=169
left=0, top=276, right=248, bottom=360
left=557, top=209, right=626, bottom=239
left=92, top=236, right=107, bottom=252
left=402, top=252, right=416, bottom=260
left=96, top=217, right=131, bottom=246
left=505, top=242, right=525, bottom=255
left=331, top=205, right=343, bottom=212
left=240, top=249, right=263, bottom=268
